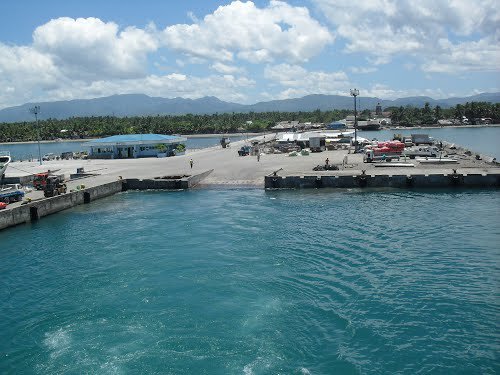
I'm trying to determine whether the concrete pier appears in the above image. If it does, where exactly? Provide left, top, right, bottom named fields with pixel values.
left=0, top=171, right=213, bottom=231
left=1, top=134, right=499, bottom=231
left=123, top=169, right=213, bottom=190
left=0, top=180, right=124, bottom=230
left=265, top=172, right=500, bottom=189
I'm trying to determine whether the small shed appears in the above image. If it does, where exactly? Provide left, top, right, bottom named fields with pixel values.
left=309, top=136, right=326, bottom=152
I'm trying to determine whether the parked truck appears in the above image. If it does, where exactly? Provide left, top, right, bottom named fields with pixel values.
left=220, top=137, right=230, bottom=148
left=0, top=185, right=25, bottom=204
left=363, top=141, right=405, bottom=163
left=33, top=171, right=65, bottom=190
left=43, top=176, right=67, bottom=198
left=309, top=136, right=326, bottom=152
left=411, top=134, right=434, bottom=145
left=363, top=149, right=402, bottom=162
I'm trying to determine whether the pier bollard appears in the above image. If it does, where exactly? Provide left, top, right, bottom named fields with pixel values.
left=406, top=175, right=414, bottom=187
left=449, top=171, right=463, bottom=186
left=357, top=170, right=368, bottom=188
left=29, top=206, right=39, bottom=221
left=271, top=176, right=280, bottom=189
left=83, top=192, right=91, bottom=204
left=315, top=176, right=323, bottom=188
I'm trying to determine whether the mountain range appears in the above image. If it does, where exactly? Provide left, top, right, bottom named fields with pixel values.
left=0, top=92, right=498, bottom=123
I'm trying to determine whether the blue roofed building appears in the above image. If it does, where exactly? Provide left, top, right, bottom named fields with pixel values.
left=326, top=121, right=346, bottom=130
left=86, top=134, right=187, bottom=159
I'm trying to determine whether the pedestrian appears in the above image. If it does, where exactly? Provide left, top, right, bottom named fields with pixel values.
left=325, top=158, right=329, bottom=166
left=189, top=158, right=193, bottom=169
left=257, top=152, right=260, bottom=162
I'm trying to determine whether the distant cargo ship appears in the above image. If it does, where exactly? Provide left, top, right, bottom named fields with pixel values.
left=356, top=119, right=382, bottom=131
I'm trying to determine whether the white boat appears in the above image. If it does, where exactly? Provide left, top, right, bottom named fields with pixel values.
left=0, top=151, right=11, bottom=179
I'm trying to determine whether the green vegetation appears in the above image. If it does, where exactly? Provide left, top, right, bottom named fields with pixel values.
left=155, top=143, right=167, bottom=153
left=0, top=110, right=351, bottom=142
left=0, top=102, right=497, bottom=142
left=388, top=102, right=500, bottom=126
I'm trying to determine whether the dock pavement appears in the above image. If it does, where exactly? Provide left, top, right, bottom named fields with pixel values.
left=4, top=134, right=500, bottom=206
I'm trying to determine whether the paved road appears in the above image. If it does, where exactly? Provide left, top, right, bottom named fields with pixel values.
left=4, top=135, right=499, bottom=209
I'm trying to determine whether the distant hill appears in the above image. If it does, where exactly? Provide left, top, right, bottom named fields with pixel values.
left=0, top=92, right=499, bottom=123
left=0, top=94, right=245, bottom=123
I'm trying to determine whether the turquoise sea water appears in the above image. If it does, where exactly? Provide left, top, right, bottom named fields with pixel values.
left=1, top=189, right=499, bottom=374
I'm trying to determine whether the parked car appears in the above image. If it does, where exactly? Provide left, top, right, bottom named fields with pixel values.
left=238, top=146, right=252, bottom=156
left=42, top=153, right=56, bottom=161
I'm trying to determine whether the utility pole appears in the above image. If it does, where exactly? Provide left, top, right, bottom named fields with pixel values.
left=350, top=89, right=359, bottom=152
left=30, top=105, right=42, bottom=165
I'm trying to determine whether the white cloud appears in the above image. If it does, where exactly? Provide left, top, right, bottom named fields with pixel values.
left=350, top=66, right=378, bottom=74
left=162, top=1, right=333, bottom=63
left=210, top=62, right=245, bottom=74
left=0, top=43, right=63, bottom=107
left=422, top=36, right=500, bottom=73
left=363, top=84, right=449, bottom=100
left=264, top=63, right=350, bottom=98
left=313, top=0, right=500, bottom=72
left=0, top=3, right=497, bottom=110
left=33, top=17, right=158, bottom=80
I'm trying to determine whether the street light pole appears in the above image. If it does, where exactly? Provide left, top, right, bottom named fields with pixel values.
left=30, top=105, right=42, bottom=165
left=350, top=88, right=359, bottom=152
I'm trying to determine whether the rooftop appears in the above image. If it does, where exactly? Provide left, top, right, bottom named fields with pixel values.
left=87, top=134, right=187, bottom=146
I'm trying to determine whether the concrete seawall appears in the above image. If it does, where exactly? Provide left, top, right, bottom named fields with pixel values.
left=0, top=170, right=213, bottom=231
left=265, top=172, right=500, bottom=189
left=0, top=180, right=123, bottom=231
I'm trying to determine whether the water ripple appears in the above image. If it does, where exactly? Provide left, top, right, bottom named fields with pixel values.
left=0, top=189, right=498, bottom=374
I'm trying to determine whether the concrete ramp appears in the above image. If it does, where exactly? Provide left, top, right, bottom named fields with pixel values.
left=124, top=170, right=213, bottom=190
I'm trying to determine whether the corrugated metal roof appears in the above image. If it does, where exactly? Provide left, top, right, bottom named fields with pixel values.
left=86, top=134, right=186, bottom=146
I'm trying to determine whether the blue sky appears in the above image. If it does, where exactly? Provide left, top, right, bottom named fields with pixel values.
left=0, top=0, right=498, bottom=109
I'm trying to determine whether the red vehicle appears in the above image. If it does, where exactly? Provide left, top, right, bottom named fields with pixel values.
left=363, top=141, right=405, bottom=163
left=0, top=202, right=7, bottom=210
left=33, top=172, right=50, bottom=190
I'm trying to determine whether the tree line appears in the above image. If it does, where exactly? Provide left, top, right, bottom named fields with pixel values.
left=0, top=110, right=351, bottom=142
left=388, top=101, right=500, bottom=126
left=0, top=102, right=497, bottom=142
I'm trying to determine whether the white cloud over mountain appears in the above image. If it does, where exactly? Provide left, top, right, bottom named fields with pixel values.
left=0, top=0, right=497, bottom=109
left=264, top=64, right=349, bottom=98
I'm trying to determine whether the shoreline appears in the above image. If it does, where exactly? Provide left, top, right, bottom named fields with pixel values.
left=1, top=125, right=499, bottom=146
left=382, top=123, right=500, bottom=130
left=0, top=132, right=266, bottom=146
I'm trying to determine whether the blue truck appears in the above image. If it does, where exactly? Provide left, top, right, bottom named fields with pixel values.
left=0, top=186, right=25, bottom=204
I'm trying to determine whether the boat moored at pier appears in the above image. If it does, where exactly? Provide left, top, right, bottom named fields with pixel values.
left=0, top=151, right=11, bottom=179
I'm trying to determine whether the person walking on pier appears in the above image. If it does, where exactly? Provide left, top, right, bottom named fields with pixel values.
left=189, top=158, right=193, bottom=169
